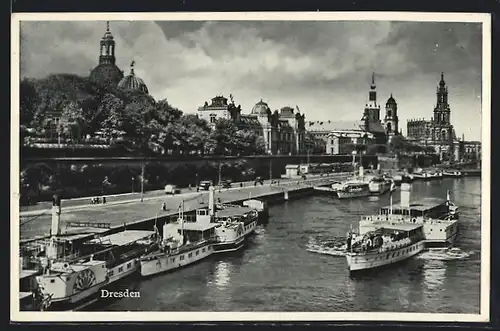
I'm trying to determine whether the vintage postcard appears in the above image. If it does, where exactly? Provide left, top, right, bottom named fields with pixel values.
left=11, top=12, right=491, bottom=322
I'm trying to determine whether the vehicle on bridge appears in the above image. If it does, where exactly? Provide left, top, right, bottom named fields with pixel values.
left=164, top=184, right=181, bottom=195
left=219, top=180, right=232, bottom=189
left=198, top=180, right=213, bottom=191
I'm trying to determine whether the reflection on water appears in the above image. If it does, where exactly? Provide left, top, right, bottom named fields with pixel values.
left=212, top=261, right=232, bottom=288
left=422, top=260, right=446, bottom=293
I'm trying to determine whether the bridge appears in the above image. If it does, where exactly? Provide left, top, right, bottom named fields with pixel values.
left=19, top=173, right=351, bottom=243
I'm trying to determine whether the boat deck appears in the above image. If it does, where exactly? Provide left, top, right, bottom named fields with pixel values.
left=87, top=230, right=155, bottom=246
left=216, top=206, right=255, bottom=218
left=381, top=197, right=446, bottom=212
left=376, top=223, right=424, bottom=232
left=20, top=269, right=41, bottom=280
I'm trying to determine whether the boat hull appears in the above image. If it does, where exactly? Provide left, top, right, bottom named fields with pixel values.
left=346, top=241, right=425, bottom=273
left=140, top=243, right=213, bottom=277
left=213, top=236, right=245, bottom=253
left=337, top=190, right=371, bottom=199
left=41, top=280, right=108, bottom=311
left=368, top=182, right=391, bottom=195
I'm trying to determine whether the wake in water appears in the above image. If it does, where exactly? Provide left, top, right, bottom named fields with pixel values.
left=416, top=247, right=475, bottom=261
left=306, top=236, right=347, bottom=257
left=306, top=236, right=475, bottom=261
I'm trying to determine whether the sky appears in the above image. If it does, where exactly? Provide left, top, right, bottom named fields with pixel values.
left=19, top=19, right=483, bottom=141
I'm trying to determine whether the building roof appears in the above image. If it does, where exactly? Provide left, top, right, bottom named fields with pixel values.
left=386, top=94, right=396, bottom=105
left=239, top=114, right=262, bottom=126
left=89, top=63, right=124, bottom=88
left=307, top=120, right=366, bottom=132
left=366, top=121, right=386, bottom=134
left=117, top=61, right=149, bottom=94
left=251, top=99, right=271, bottom=116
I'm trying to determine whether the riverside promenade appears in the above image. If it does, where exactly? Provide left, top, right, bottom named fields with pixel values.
left=19, top=173, right=351, bottom=242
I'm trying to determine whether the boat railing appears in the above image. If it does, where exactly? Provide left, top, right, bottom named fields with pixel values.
left=65, top=221, right=111, bottom=229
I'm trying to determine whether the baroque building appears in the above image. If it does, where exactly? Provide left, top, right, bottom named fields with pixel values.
left=197, top=95, right=305, bottom=155
left=308, top=72, right=395, bottom=154
left=406, top=72, right=459, bottom=161
left=384, top=94, right=399, bottom=137
left=89, top=21, right=124, bottom=89
left=89, top=22, right=149, bottom=94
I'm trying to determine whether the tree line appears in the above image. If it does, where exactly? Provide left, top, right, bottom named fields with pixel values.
left=20, top=74, right=268, bottom=156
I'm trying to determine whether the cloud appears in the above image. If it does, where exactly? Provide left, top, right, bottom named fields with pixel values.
left=19, top=19, right=483, bottom=140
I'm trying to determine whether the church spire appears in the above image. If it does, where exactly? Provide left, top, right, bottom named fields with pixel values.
left=130, top=60, right=135, bottom=75
left=369, top=72, right=377, bottom=103
left=439, top=71, right=446, bottom=86
left=99, top=21, right=116, bottom=65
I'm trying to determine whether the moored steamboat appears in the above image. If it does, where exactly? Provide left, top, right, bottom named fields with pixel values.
left=27, top=196, right=156, bottom=311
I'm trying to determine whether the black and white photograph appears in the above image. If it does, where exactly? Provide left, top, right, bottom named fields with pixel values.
left=11, top=12, right=490, bottom=322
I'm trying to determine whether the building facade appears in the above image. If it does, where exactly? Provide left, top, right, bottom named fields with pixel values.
left=361, top=72, right=390, bottom=144
left=197, top=96, right=306, bottom=155
left=307, top=120, right=375, bottom=155
left=406, top=72, right=460, bottom=161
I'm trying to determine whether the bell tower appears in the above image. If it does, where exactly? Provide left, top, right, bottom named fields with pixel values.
left=433, top=72, right=451, bottom=125
left=384, top=93, right=399, bottom=135
left=363, top=72, right=381, bottom=122
left=99, top=21, right=116, bottom=65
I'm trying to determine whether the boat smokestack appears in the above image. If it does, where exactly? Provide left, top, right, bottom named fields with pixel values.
left=359, top=166, right=364, bottom=178
left=208, top=186, right=215, bottom=216
left=51, top=194, right=61, bottom=236
left=162, top=222, right=168, bottom=241
left=400, top=183, right=411, bottom=209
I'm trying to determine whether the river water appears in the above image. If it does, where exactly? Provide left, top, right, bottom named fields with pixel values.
left=90, top=177, right=482, bottom=313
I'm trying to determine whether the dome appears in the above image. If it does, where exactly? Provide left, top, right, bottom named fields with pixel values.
left=89, top=63, right=124, bottom=89
left=117, top=61, right=149, bottom=94
left=386, top=94, right=396, bottom=105
left=251, top=99, right=270, bottom=116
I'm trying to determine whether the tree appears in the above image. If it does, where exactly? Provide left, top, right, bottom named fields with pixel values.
left=99, top=94, right=127, bottom=145
left=209, top=118, right=239, bottom=155
left=59, top=102, right=88, bottom=143
left=20, top=79, right=38, bottom=126
left=154, top=99, right=183, bottom=125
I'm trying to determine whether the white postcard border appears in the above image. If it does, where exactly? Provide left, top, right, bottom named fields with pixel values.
left=10, top=11, right=491, bottom=323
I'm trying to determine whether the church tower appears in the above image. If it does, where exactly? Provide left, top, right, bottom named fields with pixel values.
left=433, top=72, right=451, bottom=125
left=89, top=21, right=124, bottom=89
left=384, top=94, right=399, bottom=135
left=99, top=21, right=116, bottom=65
left=363, top=72, right=381, bottom=122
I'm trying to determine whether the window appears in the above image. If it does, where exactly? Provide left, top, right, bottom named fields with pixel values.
left=180, top=255, right=185, bottom=260
left=196, top=250, right=199, bottom=256
left=188, top=253, right=193, bottom=258
left=109, top=271, right=114, bottom=277
left=118, top=267, right=123, bottom=272
left=202, top=248, right=205, bottom=253
left=127, top=263, right=131, bottom=269
left=210, top=114, right=217, bottom=123
left=50, top=279, right=55, bottom=283
left=171, top=258, right=176, bottom=263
